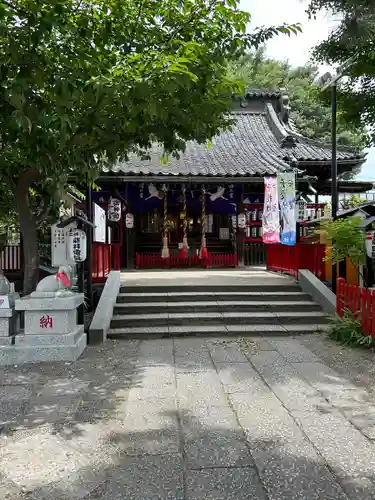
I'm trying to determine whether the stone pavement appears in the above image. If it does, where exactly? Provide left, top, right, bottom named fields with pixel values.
left=119, top=267, right=294, bottom=287
left=1, top=337, right=375, bottom=499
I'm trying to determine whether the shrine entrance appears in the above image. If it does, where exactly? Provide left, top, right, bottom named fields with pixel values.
left=135, top=207, right=211, bottom=256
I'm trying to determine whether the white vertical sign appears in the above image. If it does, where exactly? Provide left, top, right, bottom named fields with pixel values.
left=67, top=229, right=87, bottom=263
left=94, top=203, right=106, bottom=243
left=296, top=201, right=307, bottom=222
left=51, top=222, right=77, bottom=267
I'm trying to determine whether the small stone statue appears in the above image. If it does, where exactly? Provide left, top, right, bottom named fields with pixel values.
left=31, top=265, right=73, bottom=298
left=0, top=271, right=10, bottom=295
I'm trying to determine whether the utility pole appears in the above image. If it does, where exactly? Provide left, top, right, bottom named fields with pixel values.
left=321, top=56, right=355, bottom=294
left=86, top=182, right=93, bottom=310
left=331, top=83, right=338, bottom=293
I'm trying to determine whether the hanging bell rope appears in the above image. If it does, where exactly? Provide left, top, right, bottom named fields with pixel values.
left=161, top=184, right=170, bottom=259
left=199, top=185, right=208, bottom=259
left=181, top=184, right=189, bottom=258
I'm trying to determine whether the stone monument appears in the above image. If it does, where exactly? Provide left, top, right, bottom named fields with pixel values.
left=0, top=272, right=20, bottom=347
left=0, top=266, right=87, bottom=365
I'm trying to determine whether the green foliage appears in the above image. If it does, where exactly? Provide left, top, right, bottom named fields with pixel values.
left=318, top=216, right=366, bottom=266
left=307, top=0, right=375, bottom=144
left=0, top=0, right=302, bottom=179
left=226, top=50, right=368, bottom=152
left=0, top=0, right=300, bottom=292
left=341, top=194, right=368, bottom=210
left=328, top=309, right=375, bottom=348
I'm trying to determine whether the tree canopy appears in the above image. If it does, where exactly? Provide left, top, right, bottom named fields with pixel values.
left=0, top=0, right=300, bottom=293
left=227, top=49, right=368, bottom=150
left=307, top=0, right=375, bottom=144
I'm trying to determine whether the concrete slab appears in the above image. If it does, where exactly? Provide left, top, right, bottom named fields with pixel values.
left=2, top=332, right=374, bottom=500
left=186, top=468, right=267, bottom=500
left=100, top=454, right=184, bottom=500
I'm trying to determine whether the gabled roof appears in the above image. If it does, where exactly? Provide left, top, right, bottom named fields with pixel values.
left=112, top=90, right=366, bottom=179
left=336, top=201, right=375, bottom=219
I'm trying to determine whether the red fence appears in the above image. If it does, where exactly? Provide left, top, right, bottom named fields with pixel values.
left=1, top=245, right=22, bottom=271
left=92, top=243, right=121, bottom=283
left=0, top=243, right=120, bottom=283
left=136, top=252, right=238, bottom=269
left=208, top=252, right=238, bottom=268
left=337, top=278, right=375, bottom=337
left=266, top=243, right=325, bottom=280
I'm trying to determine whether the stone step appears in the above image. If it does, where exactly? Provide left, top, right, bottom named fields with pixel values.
left=116, top=291, right=313, bottom=303
left=107, top=323, right=329, bottom=339
left=119, top=284, right=301, bottom=294
left=110, top=311, right=330, bottom=328
left=113, top=301, right=321, bottom=315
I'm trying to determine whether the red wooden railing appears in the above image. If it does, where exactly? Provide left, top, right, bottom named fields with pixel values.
left=136, top=252, right=238, bottom=269
left=92, top=243, right=121, bottom=283
left=266, top=243, right=325, bottom=280
left=0, top=243, right=121, bottom=283
left=1, top=245, right=22, bottom=271
left=208, top=252, right=238, bottom=268
left=337, top=278, right=375, bottom=337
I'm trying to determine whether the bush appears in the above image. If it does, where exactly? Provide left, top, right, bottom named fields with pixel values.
left=328, top=309, right=375, bottom=348
left=317, top=216, right=366, bottom=267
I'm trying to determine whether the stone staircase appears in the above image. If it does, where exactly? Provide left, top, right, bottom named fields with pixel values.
left=107, top=282, right=330, bottom=339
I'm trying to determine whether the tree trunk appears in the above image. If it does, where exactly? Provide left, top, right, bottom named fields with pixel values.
left=15, top=169, right=40, bottom=295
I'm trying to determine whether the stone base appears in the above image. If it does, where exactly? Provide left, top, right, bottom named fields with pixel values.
left=0, top=335, right=16, bottom=346
left=0, top=326, right=86, bottom=366
left=0, top=308, right=20, bottom=337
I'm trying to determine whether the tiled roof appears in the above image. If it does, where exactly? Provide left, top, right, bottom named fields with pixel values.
left=263, top=103, right=365, bottom=163
left=114, top=112, right=294, bottom=177
left=113, top=96, right=365, bottom=178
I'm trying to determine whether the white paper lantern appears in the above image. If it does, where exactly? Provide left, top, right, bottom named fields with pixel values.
left=125, top=213, right=134, bottom=229
left=108, top=197, right=121, bottom=222
left=68, top=229, right=87, bottom=263
left=237, top=213, right=246, bottom=229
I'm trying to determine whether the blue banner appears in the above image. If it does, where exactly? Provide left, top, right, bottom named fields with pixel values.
left=277, top=172, right=296, bottom=246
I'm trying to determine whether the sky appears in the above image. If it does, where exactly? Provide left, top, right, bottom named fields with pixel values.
left=239, top=0, right=375, bottom=182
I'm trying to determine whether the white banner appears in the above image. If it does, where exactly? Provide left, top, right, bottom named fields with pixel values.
left=262, top=177, right=280, bottom=244
left=278, top=172, right=296, bottom=246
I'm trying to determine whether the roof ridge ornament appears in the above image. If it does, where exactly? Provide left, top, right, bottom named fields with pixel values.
left=265, top=102, right=297, bottom=149
left=239, top=97, right=248, bottom=108
left=279, top=88, right=290, bottom=124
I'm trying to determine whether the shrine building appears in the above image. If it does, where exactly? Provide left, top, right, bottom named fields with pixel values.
left=76, top=89, right=370, bottom=278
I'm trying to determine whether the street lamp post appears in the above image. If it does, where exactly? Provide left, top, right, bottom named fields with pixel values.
left=331, top=82, right=338, bottom=293
left=322, top=56, right=355, bottom=294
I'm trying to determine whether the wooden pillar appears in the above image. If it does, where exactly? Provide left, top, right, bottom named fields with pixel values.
left=199, top=185, right=208, bottom=259
left=315, top=192, right=319, bottom=219
left=85, top=181, right=93, bottom=311
left=124, top=183, right=129, bottom=269
left=125, top=183, right=135, bottom=269
left=161, top=184, right=170, bottom=258
left=181, top=184, right=189, bottom=257
left=237, top=184, right=245, bottom=266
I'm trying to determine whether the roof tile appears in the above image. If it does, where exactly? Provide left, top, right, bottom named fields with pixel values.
left=115, top=107, right=364, bottom=177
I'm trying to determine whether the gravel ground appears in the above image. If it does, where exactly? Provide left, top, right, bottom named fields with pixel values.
left=1, top=334, right=375, bottom=499
left=298, top=332, right=375, bottom=397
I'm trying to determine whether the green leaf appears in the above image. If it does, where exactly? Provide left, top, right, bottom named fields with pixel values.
left=0, top=0, right=308, bottom=294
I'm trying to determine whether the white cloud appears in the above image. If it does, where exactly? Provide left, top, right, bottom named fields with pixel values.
left=239, top=0, right=374, bottom=180
left=240, top=0, right=337, bottom=69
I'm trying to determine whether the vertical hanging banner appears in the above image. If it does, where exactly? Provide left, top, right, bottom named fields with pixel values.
left=262, top=177, right=280, bottom=244
left=278, top=172, right=296, bottom=246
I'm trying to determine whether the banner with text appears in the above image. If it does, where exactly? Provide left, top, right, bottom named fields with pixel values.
left=262, top=177, right=280, bottom=244
left=278, top=172, right=296, bottom=246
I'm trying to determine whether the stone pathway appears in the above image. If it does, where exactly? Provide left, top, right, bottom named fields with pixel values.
left=1, top=336, right=375, bottom=499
